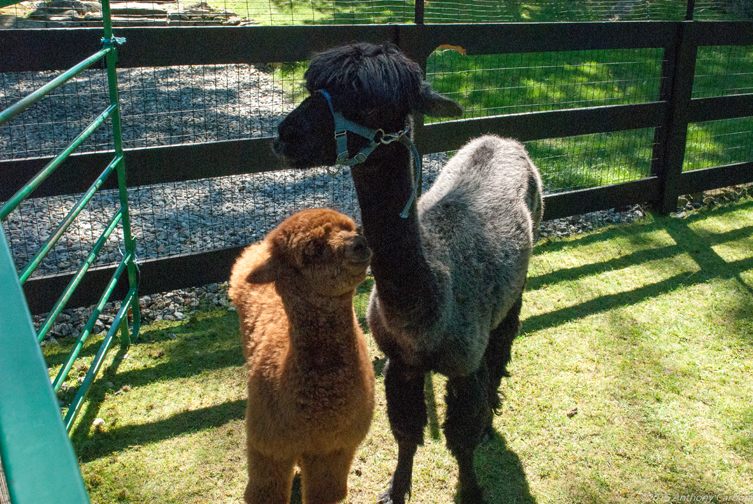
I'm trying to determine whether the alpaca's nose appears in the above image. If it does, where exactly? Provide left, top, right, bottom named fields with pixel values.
left=351, top=234, right=371, bottom=263
left=277, top=120, right=293, bottom=142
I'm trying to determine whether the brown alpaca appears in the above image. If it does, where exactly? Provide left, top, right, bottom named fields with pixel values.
left=228, top=208, right=375, bottom=504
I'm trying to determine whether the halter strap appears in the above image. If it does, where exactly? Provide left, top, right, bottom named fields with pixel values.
left=318, top=89, right=421, bottom=218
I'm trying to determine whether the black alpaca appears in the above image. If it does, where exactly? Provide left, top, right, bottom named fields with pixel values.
left=273, top=42, right=543, bottom=504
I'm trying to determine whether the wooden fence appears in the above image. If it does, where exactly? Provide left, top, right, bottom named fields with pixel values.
left=1, top=19, right=752, bottom=313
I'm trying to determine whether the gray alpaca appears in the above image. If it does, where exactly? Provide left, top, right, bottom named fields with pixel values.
left=273, top=42, right=543, bottom=504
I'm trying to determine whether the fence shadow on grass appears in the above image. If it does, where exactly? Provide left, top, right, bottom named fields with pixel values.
left=70, top=309, right=246, bottom=461
left=522, top=200, right=753, bottom=338
left=75, top=397, right=246, bottom=463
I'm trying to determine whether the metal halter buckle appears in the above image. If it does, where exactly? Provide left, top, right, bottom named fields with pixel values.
left=317, top=89, right=422, bottom=219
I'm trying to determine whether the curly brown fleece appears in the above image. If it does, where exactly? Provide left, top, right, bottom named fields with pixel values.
left=228, top=208, right=375, bottom=504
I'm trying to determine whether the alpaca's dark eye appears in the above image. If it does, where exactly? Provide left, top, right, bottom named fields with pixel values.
left=306, top=242, right=327, bottom=263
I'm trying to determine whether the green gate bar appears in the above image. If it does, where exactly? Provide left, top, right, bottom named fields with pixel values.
left=0, top=104, right=117, bottom=222
left=0, top=48, right=109, bottom=127
left=0, top=230, right=91, bottom=504
left=36, top=208, right=123, bottom=344
left=64, top=284, right=137, bottom=431
left=18, top=154, right=123, bottom=285
left=0, top=0, right=141, bottom=452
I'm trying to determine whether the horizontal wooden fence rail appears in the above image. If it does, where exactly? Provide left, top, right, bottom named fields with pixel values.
left=2, top=22, right=682, bottom=72
left=1, top=21, right=751, bottom=313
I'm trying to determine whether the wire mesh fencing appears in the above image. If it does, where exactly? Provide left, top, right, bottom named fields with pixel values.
left=0, top=63, right=301, bottom=158
left=3, top=0, right=750, bottom=29
left=425, top=48, right=665, bottom=119
left=2, top=7, right=753, bottom=306
left=3, top=41, right=752, bottom=281
left=685, top=117, right=753, bottom=171
left=694, top=45, right=753, bottom=98
left=1, top=61, right=306, bottom=281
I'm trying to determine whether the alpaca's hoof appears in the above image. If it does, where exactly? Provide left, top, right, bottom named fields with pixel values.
left=459, top=485, right=487, bottom=504
left=481, top=424, right=496, bottom=445
left=376, top=488, right=406, bottom=504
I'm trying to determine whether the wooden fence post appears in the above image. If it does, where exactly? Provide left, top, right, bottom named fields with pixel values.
left=652, top=20, right=698, bottom=214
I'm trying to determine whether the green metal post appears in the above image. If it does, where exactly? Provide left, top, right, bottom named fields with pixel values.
left=102, top=0, right=141, bottom=344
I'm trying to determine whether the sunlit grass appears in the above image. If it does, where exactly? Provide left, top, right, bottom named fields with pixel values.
left=43, top=198, right=753, bottom=503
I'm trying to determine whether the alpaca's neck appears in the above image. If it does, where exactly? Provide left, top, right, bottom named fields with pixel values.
left=286, top=296, right=360, bottom=373
left=279, top=287, right=360, bottom=348
left=350, top=143, right=440, bottom=327
left=281, top=287, right=355, bottom=329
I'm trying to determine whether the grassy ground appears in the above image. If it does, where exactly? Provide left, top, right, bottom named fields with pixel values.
left=44, top=197, right=753, bottom=503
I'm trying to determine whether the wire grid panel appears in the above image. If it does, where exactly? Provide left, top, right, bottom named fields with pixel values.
left=2, top=0, right=750, bottom=29
left=127, top=167, right=363, bottom=261
left=0, top=60, right=324, bottom=279
left=525, top=128, right=658, bottom=193
left=1, top=191, right=129, bottom=279
left=125, top=62, right=303, bottom=148
left=0, top=64, right=303, bottom=159
left=425, top=48, right=665, bottom=122
left=118, top=64, right=305, bottom=148
left=693, top=0, right=753, bottom=20
left=0, top=69, right=113, bottom=160
left=230, top=0, right=415, bottom=24
left=423, top=0, right=691, bottom=23
left=2, top=154, right=456, bottom=279
left=123, top=152, right=448, bottom=263
left=0, top=0, right=415, bottom=27
left=1, top=168, right=363, bottom=279
left=684, top=117, right=753, bottom=171
left=693, top=45, right=753, bottom=98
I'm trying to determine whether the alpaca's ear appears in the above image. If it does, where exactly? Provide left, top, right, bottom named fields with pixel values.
left=416, top=82, right=463, bottom=118
left=246, top=256, right=278, bottom=284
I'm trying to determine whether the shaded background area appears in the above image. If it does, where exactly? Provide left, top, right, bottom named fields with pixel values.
left=1, top=0, right=752, bottom=301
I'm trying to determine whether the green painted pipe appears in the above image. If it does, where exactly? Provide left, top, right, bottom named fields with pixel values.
left=51, top=249, right=132, bottom=393
left=0, top=104, right=117, bottom=222
left=0, top=49, right=110, bottom=127
left=18, top=155, right=123, bottom=285
left=37, top=208, right=122, bottom=344
left=63, top=287, right=136, bottom=432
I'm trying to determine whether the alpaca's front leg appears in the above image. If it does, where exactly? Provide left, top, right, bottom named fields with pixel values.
left=378, top=442, right=417, bottom=504
left=244, top=448, right=296, bottom=504
left=378, top=358, right=427, bottom=504
left=299, top=448, right=357, bottom=504
left=445, top=369, right=493, bottom=504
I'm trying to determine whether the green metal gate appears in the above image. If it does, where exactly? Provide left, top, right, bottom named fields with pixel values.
left=0, top=0, right=140, bottom=501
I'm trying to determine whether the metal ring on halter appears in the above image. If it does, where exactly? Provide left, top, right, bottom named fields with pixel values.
left=379, top=127, right=410, bottom=145
left=317, top=89, right=421, bottom=218
left=327, top=165, right=343, bottom=176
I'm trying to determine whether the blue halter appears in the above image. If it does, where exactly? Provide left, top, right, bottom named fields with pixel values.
left=318, top=89, right=422, bottom=219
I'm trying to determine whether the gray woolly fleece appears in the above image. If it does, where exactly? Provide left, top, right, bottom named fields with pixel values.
left=367, top=134, right=543, bottom=377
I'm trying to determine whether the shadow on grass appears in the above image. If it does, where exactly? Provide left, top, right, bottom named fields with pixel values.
left=422, top=374, right=536, bottom=503
left=476, top=432, right=537, bottom=504
left=523, top=201, right=753, bottom=341
left=76, top=398, right=246, bottom=463
left=70, top=345, right=130, bottom=448
left=72, top=201, right=752, bottom=503
left=70, top=309, right=245, bottom=460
